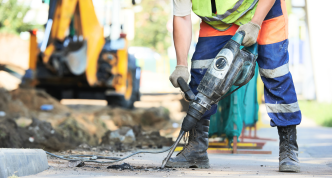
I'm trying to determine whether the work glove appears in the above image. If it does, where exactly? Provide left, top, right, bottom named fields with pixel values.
left=169, top=65, right=190, bottom=88
left=236, top=21, right=261, bottom=47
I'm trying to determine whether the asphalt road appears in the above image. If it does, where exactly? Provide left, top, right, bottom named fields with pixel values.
left=24, top=106, right=332, bottom=178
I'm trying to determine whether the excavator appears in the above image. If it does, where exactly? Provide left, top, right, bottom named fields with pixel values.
left=23, top=0, right=140, bottom=108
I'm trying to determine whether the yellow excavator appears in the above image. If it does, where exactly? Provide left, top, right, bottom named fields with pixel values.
left=24, top=0, right=140, bottom=108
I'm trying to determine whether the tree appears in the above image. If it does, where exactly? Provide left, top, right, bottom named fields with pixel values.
left=0, top=0, right=38, bottom=35
left=131, top=0, right=171, bottom=55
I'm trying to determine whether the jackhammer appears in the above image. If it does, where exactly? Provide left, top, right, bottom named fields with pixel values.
left=161, top=31, right=258, bottom=168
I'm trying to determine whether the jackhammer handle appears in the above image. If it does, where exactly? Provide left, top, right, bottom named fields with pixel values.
left=232, top=31, right=246, bottom=45
left=177, top=77, right=195, bottom=101
left=243, top=42, right=258, bottom=57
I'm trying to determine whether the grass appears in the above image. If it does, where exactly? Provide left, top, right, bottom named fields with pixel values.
left=8, top=175, right=18, bottom=178
left=298, top=100, right=332, bottom=127
left=8, top=172, right=18, bottom=178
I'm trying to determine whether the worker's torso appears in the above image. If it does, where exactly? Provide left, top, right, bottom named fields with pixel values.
left=192, top=0, right=258, bottom=31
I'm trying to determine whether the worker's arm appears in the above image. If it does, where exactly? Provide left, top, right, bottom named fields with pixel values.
left=173, top=15, right=192, bottom=66
left=251, top=0, right=276, bottom=26
left=169, top=15, right=191, bottom=88
left=237, top=0, right=276, bottom=46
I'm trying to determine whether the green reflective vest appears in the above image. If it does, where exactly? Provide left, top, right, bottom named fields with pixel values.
left=192, top=0, right=258, bottom=31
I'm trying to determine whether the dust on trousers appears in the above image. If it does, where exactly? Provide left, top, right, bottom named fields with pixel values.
left=189, top=0, right=301, bottom=127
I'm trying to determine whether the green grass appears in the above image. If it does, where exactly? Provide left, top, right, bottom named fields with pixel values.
left=298, top=100, right=332, bottom=127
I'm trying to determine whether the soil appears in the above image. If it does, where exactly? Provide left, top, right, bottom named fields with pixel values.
left=100, top=125, right=173, bottom=151
left=0, top=118, right=75, bottom=151
left=10, top=88, right=71, bottom=114
left=0, top=88, right=71, bottom=118
left=0, top=87, right=176, bottom=152
left=0, top=88, right=30, bottom=118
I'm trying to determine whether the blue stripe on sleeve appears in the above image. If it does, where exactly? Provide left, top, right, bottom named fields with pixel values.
left=268, top=111, right=302, bottom=127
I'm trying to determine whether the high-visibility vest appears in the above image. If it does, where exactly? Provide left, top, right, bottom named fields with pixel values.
left=192, top=0, right=258, bottom=31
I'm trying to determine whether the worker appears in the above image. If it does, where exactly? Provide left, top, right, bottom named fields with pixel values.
left=168, top=0, right=301, bottom=172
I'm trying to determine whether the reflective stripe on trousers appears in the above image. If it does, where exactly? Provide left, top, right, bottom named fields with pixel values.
left=190, top=0, right=301, bottom=126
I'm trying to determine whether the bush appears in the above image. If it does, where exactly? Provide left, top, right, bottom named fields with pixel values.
left=299, top=100, right=332, bottom=127
left=0, top=0, right=38, bottom=35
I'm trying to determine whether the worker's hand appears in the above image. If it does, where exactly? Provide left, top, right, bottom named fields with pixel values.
left=169, top=65, right=190, bottom=88
left=236, top=21, right=261, bottom=47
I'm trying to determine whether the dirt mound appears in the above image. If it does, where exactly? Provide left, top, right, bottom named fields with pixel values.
left=56, top=116, right=107, bottom=146
left=134, top=125, right=173, bottom=148
left=96, top=107, right=171, bottom=131
left=0, top=88, right=71, bottom=118
left=10, top=88, right=71, bottom=114
left=61, top=106, right=173, bottom=150
left=0, top=87, right=174, bottom=152
left=0, top=118, right=75, bottom=151
left=0, top=88, right=29, bottom=118
left=100, top=125, right=173, bottom=151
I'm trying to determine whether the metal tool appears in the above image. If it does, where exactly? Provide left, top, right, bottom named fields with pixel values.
left=160, top=77, right=194, bottom=168
left=161, top=130, right=185, bottom=168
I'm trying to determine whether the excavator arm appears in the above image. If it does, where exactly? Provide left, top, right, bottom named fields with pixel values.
left=41, top=0, right=105, bottom=86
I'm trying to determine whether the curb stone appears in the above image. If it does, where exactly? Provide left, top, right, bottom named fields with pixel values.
left=0, top=149, right=48, bottom=178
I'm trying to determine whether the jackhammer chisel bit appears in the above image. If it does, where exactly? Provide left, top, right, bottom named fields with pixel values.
left=161, top=130, right=185, bottom=168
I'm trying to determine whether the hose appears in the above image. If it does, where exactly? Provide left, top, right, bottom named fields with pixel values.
left=45, top=143, right=175, bottom=164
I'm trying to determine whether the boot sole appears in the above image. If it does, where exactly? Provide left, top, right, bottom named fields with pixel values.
left=165, top=160, right=210, bottom=169
left=279, top=165, right=300, bottom=173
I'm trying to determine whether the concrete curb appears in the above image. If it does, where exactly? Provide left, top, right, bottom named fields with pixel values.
left=0, top=149, right=48, bottom=178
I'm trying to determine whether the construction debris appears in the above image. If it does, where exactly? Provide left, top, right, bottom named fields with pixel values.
left=0, top=111, right=5, bottom=117
left=0, top=87, right=176, bottom=152
left=100, top=127, right=136, bottom=151
left=101, top=125, right=173, bottom=151
left=0, top=118, right=75, bottom=151
left=108, top=126, right=136, bottom=143
left=134, top=125, right=173, bottom=149
left=68, top=161, right=85, bottom=168
left=107, top=163, right=133, bottom=170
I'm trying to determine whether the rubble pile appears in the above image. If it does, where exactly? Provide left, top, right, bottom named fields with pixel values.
left=100, top=125, right=173, bottom=151
left=0, top=118, right=75, bottom=151
left=0, top=87, right=175, bottom=151
left=55, top=116, right=106, bottom=147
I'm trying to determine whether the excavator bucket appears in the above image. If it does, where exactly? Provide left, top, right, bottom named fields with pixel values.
left=63, top=40, right=87, bottom=75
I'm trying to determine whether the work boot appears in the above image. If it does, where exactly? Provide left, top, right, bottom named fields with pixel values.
left=278, top=125, right=300, bottom=172
left=165, top=119, right=210, bottom=168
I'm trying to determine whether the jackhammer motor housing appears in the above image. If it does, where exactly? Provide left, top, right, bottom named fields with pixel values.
left=182, top=31, right=258, bottom=132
